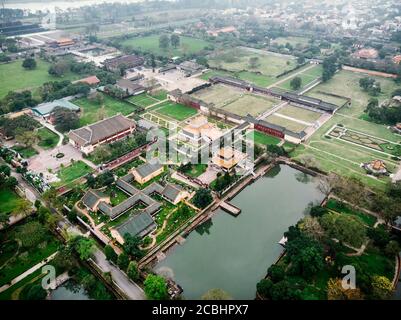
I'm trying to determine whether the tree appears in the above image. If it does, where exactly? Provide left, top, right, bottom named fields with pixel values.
left=267, top=265, right=286, bottom=283
left=248, top=56, right=260, bottom=69
left=127, top=261, right=139, bottom=281
left=319, top=213, right=366, bottom=248
left=298, top=216, right=325, bottom=241
left=22, top=57, right=37, bottom=70
left=201, top=288, right=232, bottom=300
left=123, top=234, right=143, bottom=259
left=371, top=276, right=393, bottom=299
left=71, top=236, right=95, bottom=260
left=15, top=130, right=38, bottom=147
left=104, top=245, right=117, bottom=263
left=322, top=55, right=339, bottom=82
left=117, top=252, right=130, bottom=270
left=256, top=279, right=273, bottom=298
left=24, top=284, right=47, bottom=300
left=144, top=274, right=169, bottom=300
left=385, top=240, right=400, bottom=257
left=327, top=278, right=363, bottom=300
left=13, top=200, right=32, bottom=217
left=0, top=212, right=9, bottom=227
left=150, top=54, right=156, bottom=72
left=192, top=189, right=213, bottom=209
left=290, top=76, right=302, bottom=90
left=159, top=35, right=170, bottom=50
left=48, top=60, right=70, bottom=77
left=52, top=107, right=79, bottom=132
left=170, top=34, right=180, bottom=48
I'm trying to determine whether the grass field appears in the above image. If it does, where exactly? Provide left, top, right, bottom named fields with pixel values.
left=53, top=161, right=92, bottom=187
left=12, top=145, right=38, bottom=159
left=126, top=93, right=161, bottom=107
left=37, top=127, right=59, bottom=149
left=120, top=35, right=211, bottom=57
left=305, top=70, right=399, bottom=118
left=277, top=105, right=322, bottom=123
left=0, top=60, right=80, bottom=99
left=277, top=65, right=323, bottom=91
left=291, top=114, right=401, bottom=191
left=247, top=130, right=281, bottom=145
left=222, top=94, right=280, bottom=117
left=73, top=93, right=137, bottom=126
left=271, top=36, right=310, bottom=48
left=208, top=48, right=297, bottom=77
left=154, top=101, right=198, bottom=121
left=264, top=114, right=307, bottom=132
left=0, top=188, right=24, bottom=214
left=192, top=84, right=242, bottom=107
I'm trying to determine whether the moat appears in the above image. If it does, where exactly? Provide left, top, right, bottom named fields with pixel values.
left=155, top=165, right=325, bottom=299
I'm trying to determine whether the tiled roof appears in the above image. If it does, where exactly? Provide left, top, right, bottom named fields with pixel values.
left=68, top=114, right=135, bottom=147
left=134, top=162, right=163, bottom=179
left=82, top=189, right=107, bottom=209
left=32, top=99, right=80, bottom=116
left=115, top=212, right=156, bottom=239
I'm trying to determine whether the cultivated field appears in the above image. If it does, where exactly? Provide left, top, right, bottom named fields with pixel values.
left=0, top=60, right=80, bottom=99
left=264, top=114, right=307, bottom=133
left=73, top=93, right=137, bottom=126
left=120, top=35, right=211, bottom=57
left=276, top=105, right=322, bottom=123
left=222, top=94, right=280, bottom=117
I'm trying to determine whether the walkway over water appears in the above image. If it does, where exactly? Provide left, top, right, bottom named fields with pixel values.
left=220, top=201, right=241, bottom=216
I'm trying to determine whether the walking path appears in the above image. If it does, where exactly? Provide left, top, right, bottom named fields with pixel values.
left=37, top=118, right=64, bottom=147
left=266, top=64, right=317, bottom=89
left=91, top=249, right=145, bottom=300
left=0, top=252, right=58, bottom=293
left=274, top=112, right=313, bottom=126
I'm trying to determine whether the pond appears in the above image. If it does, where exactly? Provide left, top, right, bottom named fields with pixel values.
left=154, top=165, right=325, bottom=299
left=50, top=280, right=91, bottom=300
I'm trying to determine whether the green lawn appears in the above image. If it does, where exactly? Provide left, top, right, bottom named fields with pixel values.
left=208, top=48, right=297, bottom=78
left=325, top=199, right=377, bottom=227
left=0, top=188, right=25, bottom=215
left=247, top=130, right=281, bottom=146
left=12, top=145, right=38, bottom=159
left=149, top=90, right=168, bottom=101
left=278, top=65, right=323, bottom=91
left=181, top=164, right=207, bottom=178
left=0, top=59, right=80, bottom=99
left=305, top=70, right=399, bottom=118
left=126, top=93, right=160, bottom=107
left=120, top=35, right=211, bottom=57
left=154, top=101, right=198, bottom=121
left=73, top=93, right=137, bottom=126
left=37, top=127, right=59, bottom=149
left=53, top=161, right=92, bottom=187
left=277, top=105, right=322, bottom=123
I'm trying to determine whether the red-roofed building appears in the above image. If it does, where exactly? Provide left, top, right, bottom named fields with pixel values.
left=392, top=55, right=401, bottom=65
left=74, top=75, right=101, bottom=86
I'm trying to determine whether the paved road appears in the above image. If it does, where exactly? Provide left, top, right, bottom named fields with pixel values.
left=92, top=249, right=145, bottom=300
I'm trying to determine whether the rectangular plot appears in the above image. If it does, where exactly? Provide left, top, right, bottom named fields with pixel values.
left=277, top=105, right=322, bottom=123
left=192, top=84, right=241, bottom=107
left=264, top=114, right=307, bottom=133
left=223, top=94, right=279, bottom=117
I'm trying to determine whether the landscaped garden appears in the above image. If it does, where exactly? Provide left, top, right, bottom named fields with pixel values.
left=73, top=93, right=138, bottom=126
left=53, top=161, right=93, bottom=188
left=37, top=127, right=59, bottom=150
left=0, top=59, right=80, bottom=99
left=120, top=35, right=211, bottom=57
left=0, top=188, right=25, bottom=215
left=0, top=218, right=60, bottom=287
left=11, top=145, right=38, bottom=159
left=154, top=101, right=198, bottom=121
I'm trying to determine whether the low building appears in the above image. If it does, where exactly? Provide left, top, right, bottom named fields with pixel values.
left=103, top=55, right=144, bottom=71
left=392, top=55, right=401, bottom=65
left=81, top=190, right=111, bottom=212
left=31, top=99, right=80, bottom=123
left=111, top=212, right=157, bottom=244
left=116, top=79, right=146, bottom=96
left=391, top=123, right=401, bottom=134
left=353, top=48, right=378, bottom=60
left=49, top=38, right=75, bottom=48
left=363, top=159, right=387, bottom=175
left=68, top=114, right=136, bottom=154
left=207, top=26, right=237, bottom=37
left=73, top=75, right=101, bottom=86
left=179, top=115, right=223, bottom=146
left=212, top=147, right=247, bottom=172
left=160, top=183, right=189, bottom=205
left=131, top=161, right=164, bottom=185
left=178, top=61, right=204, bottom=76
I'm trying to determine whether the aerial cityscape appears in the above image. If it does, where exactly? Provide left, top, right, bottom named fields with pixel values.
left=0, top=0, right=401, bottom=305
